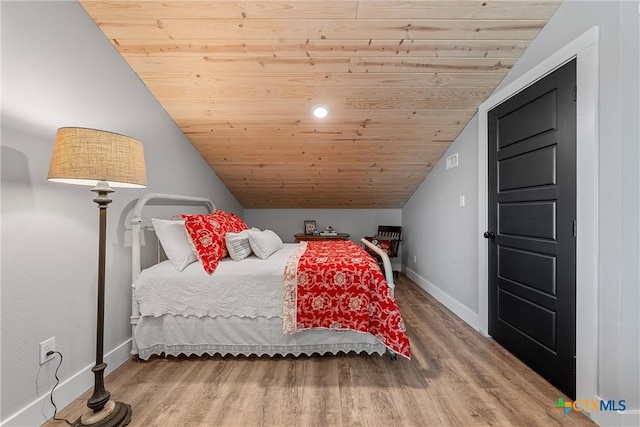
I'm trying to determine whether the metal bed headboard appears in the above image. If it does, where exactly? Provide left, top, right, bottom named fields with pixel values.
left=130, top=193, right=215, bottom=355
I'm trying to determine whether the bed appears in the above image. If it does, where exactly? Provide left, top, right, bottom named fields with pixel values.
left=130, top=193, right=410, bottom=360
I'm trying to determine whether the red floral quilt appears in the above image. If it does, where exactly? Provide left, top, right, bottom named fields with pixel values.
left=283, top=241, right=410, bottom=359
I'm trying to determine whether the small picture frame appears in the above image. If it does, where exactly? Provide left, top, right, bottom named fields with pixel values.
left=304, top=220, right=317, bottom=235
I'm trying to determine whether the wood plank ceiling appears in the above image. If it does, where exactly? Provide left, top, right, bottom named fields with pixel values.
left=80, top=1, right=561, bottom=208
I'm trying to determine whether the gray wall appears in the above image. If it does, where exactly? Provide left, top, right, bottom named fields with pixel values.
left=402, top=121, right=479, bottom=314
left=1, top=2, right=241, bottom=424
left=245, top=208, right=403, bottom=269
left=245, top=209, right=402, bottom=244
left=403, top=0, right=639, bottom=422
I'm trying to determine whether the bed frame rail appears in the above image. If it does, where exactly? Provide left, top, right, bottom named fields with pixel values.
left=360, top=238, right=395, bottom=291
left=361, top=238, right=398, bottom=359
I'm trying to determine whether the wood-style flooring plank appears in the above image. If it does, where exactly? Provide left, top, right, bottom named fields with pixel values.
left=43, top=276, right=594, bottom=427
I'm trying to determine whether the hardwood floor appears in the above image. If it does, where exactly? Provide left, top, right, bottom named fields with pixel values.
left=44, top=276, right=594, bottom=426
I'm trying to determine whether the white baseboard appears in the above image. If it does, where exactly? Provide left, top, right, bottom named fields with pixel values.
left=403, top=266, right=482, bottom=332
left=588, top=408, right=640, bottom=427
left=1, top=339, right=132, bottom=427
left=587, top=396, right=640, bottom=427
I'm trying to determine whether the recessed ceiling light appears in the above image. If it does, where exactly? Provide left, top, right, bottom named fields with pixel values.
left=312, top=104, right=329, bottom=119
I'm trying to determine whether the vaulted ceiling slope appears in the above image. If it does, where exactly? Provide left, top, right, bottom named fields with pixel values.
left=80, top=0, right=561, bottom=208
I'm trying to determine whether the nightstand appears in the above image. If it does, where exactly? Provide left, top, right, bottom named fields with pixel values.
left=294, top=233, right=350, bottom=242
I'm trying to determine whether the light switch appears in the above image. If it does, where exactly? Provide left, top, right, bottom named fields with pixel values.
left=459, top=195, right=465, bottom=207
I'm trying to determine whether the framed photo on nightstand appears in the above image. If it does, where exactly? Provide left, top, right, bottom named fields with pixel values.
left=304, top=220, right=316, bottom=235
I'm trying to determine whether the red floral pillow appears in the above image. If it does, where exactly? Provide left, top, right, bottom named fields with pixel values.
left=180, top=211, right=250, bottom=274
left=181, top=211, right=230, bottom=274
left=225, top=212, right=249, bottom=233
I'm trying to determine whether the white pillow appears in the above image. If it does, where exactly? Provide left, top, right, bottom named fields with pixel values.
left=225, top=230, right=253, bottom=261
left=151, top=218, right=197, bottom=271
left=247, top=229, right=283, bottom=260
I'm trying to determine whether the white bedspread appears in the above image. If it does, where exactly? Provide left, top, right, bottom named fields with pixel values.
left=133, top=243, right=299, bottom=319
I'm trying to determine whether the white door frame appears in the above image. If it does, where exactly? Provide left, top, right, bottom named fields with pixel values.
left=477, top=27, right=599, bottom=404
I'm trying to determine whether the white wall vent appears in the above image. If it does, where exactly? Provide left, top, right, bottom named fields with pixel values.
left=446, top=152, right=459, bottom=170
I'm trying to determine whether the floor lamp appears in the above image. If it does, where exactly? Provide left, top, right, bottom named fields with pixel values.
left=48, top=127, right=146, bottom=427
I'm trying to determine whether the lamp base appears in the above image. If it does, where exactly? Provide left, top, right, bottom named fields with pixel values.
left=73, top=400, right=131, bottom=427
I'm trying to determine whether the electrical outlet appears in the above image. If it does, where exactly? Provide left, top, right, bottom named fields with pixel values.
left=413, top=255, right=417, bottom=264
left=39, top=337, right=56, bottom=364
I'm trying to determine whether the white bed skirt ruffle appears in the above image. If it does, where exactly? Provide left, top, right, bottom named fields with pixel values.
left=135, top=314, right=387, bottom=360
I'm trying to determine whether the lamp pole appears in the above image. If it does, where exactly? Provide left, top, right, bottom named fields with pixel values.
left=73, top=182, right=131, bottom=427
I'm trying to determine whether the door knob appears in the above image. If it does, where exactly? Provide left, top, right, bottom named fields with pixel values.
left=483, top=231, right=496, bottom=239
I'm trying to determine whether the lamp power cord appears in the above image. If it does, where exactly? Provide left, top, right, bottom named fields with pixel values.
left=47, top=351, right=73, bottom=425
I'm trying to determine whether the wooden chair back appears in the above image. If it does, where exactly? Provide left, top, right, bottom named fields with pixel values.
left=374, top=225, right=402, bottom=258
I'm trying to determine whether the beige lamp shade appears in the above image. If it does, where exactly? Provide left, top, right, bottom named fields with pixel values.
left=48, top=127, right=146, bottom=188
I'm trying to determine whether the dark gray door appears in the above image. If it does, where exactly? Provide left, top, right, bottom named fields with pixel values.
left=486, top=59, right=576, bottom=399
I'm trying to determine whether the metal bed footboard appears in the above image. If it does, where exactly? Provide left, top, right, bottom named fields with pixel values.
left=360, top=237, right=395, bottom=292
